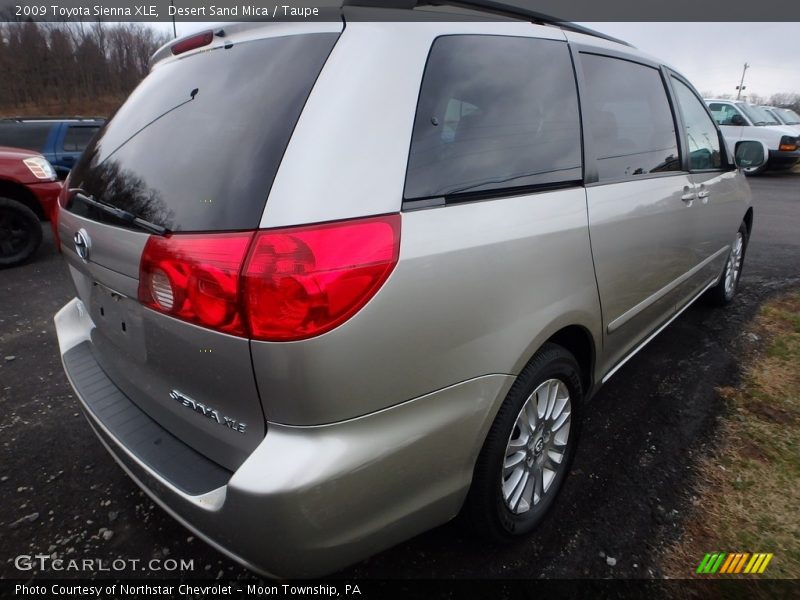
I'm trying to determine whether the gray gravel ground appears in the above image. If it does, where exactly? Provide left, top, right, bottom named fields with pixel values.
left=1, top=171, right=798, bottom=581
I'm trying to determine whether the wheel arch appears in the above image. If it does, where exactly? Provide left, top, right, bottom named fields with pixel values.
left=544, top=325, right=596, bottom=397
left=513, top=320, right=598, bottom=400
left=0, top=178, right=44, bottom=219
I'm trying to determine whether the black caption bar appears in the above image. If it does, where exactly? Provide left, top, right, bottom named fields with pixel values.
left=1, top=0, right=800, bottom=22
left=3, top=578, right=800, bottom=600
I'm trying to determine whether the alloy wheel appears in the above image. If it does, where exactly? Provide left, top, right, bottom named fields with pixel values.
left=501, top=378, right=572, bottom=514
left=724, top=231, right=744, bottom=298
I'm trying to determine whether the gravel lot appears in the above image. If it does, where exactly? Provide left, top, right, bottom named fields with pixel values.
left=1, top=171, right=798, bottom=581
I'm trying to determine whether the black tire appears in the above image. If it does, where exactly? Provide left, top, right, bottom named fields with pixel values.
left=707, top=222, right=749, bottom=306
left=465, top=343, right=582, bottom=542
left=0, top=197, right=43, bottom=268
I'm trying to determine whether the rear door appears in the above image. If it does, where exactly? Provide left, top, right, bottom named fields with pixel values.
left=577, top=50, right=698, bottom=375
left=58, top=27, right=341, bottom=470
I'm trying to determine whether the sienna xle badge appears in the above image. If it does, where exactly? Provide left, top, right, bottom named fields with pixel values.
left=54, top=1, right=764, bottom=578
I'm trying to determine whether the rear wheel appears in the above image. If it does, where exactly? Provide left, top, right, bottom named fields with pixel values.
left=708, top=222, right=748, bottom=306
left=0, top=197, right=42, bottom=268
left=465, top=343, right=582, bottom=541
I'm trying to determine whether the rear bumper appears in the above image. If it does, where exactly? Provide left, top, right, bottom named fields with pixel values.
left=55, top=297, right=512, bottom=577
left=27, top=180, right=62, bottom=220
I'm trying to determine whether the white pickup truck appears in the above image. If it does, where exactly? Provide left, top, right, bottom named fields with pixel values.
left=760, top=105, right=800, bottom=136
left=705, top=98, right=800, bottom=175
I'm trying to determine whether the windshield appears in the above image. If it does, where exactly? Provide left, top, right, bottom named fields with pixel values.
left=738, top=103, right=779, bottom=126
left=67, top=32, right=339, bottom=232
left=776, top=108, right=800, bottom=125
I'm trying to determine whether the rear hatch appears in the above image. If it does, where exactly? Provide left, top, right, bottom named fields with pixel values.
left=58, top=26, right=341, bottom=471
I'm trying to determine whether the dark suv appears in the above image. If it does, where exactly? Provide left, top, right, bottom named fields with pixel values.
left=0, top=118, right=105, bottom=179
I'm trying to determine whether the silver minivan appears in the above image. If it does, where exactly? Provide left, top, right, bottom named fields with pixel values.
left=54, top=2, right=765, bottom=578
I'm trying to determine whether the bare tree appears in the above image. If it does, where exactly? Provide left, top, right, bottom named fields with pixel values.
left=768, top=92, right=800, bottom=111
left=0, top=20, right=169, bottom=116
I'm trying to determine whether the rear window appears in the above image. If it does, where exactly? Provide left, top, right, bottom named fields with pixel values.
left=405, top=35, right=583, bottom=200
left=63, top=126, right=101, bottom=152
left=0, top=122, right=51, bottom=152
left=67, top=32, right=339, bottom=232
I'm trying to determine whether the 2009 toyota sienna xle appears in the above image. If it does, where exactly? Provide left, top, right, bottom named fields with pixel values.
left=53, top=1, right=766, bottom=578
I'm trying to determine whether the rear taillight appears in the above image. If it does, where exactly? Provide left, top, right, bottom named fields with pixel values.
left=138, top=232, right=254, bottom=336
left=137, top=214, right=401, bottom=341
left=243, top=214, right=400, bottom=341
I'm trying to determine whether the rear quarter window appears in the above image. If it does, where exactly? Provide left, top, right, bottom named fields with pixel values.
left=405, top=35, right=583, bottom=200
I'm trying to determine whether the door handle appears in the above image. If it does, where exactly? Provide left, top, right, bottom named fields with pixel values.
left=681, top=186, right=696, bottom=203
left=697, top=188, right=710, bottom=199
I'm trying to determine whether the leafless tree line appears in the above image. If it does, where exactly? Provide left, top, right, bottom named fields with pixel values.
left=1, top=19, right=798, bottom=117
left=0, top=20, right=169, bottom=115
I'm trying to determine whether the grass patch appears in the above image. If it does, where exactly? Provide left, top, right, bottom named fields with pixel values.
left=661, top=291, right=800, bottom=579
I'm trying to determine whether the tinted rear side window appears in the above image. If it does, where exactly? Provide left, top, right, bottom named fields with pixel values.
left=67, top=33, right=339, bottom=232
left=580, top=54, right=680, bottom=181
left=0, top=122, right=51, bottom=151
left=63, top=126, right=101, bottom=152
left=405, top=35, right=582, bottom=200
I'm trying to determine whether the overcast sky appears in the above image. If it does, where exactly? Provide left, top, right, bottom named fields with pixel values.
left=152, top=21, right=800, bottom=99
left=581, top=23, right=800, bottom=99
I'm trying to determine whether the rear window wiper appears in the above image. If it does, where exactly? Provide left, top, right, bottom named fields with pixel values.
left=72, top=190, right=170, bottom=236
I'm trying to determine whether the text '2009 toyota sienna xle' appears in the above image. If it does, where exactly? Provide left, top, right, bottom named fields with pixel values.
left=53, top=1, right=766, bottom=578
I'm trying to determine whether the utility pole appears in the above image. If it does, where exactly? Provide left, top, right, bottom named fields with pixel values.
left=736, top=63, right=749, bottom=100
left=170, top=0, right=177, bottom=38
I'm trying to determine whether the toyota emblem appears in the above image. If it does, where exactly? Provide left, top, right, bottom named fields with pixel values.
left=73, top=229, right=91, bottom=262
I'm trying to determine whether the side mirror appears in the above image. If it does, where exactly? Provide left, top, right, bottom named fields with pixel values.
left=730, top=114, right=746, bottom=126
left=734, top=140, right=767, bottom=169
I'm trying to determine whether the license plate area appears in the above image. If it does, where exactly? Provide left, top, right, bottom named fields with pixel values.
left=89, top=282, right=146, bottom=360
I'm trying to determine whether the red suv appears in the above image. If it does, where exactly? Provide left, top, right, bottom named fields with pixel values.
left=0, top=146, right=62, bottom=267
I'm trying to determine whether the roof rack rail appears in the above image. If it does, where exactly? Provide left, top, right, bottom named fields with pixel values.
left=341, top=0, right=633, bottom=47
